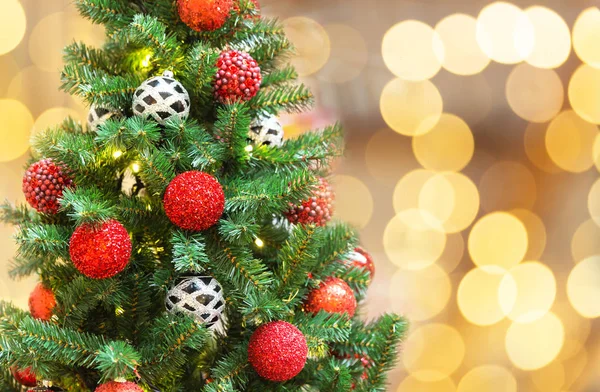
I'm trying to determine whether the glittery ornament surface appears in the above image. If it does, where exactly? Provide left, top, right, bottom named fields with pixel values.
left=87, top=104, right=118, bottom=133
left=95, top=381, right=144, bottom=392
left=248, top=321, right=308, bottom=381
left=11, top=366, right=37, bottom=387
left=177, top=0, right=233, bottom=31
left=349, top=247, right=375, bottom=279
left=248, top=113, right=284, bottom=147
left=163, top=171, right=224, bottom=231
left=132, top=72, right=190, bottom=125
left=166, top=276, right=225, bottom=327
left=286, top=177, right=334, bottom=226
left=22, top=158, right=73, bottom=214
left=304, top=276, right=357, bottom=317
left=69, top=220, right=132, bottom=279
left=213, top=50, right=262, bottom=103
left=28, top=283, right=56, bottom=321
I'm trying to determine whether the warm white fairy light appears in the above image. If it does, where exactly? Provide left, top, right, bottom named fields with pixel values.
left=245, top=145, right=254, bottom=152
left=255, top=237, right=264, bottom=247
left=113, top=150, right=123, bottom=158
left=131, top=162, right=140, bottom=173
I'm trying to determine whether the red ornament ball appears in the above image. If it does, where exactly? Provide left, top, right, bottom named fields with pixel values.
left=248, top=321, right=308, bottom=382
left=95, top=381, right=144, bottom=392
left=69, top=220, right=132, bottom=279
left=213, top=50, right=262, bottom=103
left=22, top=158, right=73, bottom=214
left=304, top=277, right=357, bottom=317
left=163, top=171, right=224, bottom=231
left=29, top=283, right=56, bottom=321
left=177, top=0, right=233, bottom=31
left=348, top=247, right=375, bottom=279
left=286, top=177, right=334, bottom=226
left=11, top=366, right=37, bottom=387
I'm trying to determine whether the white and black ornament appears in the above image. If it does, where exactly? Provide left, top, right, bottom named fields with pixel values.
left=166, top=276, right=225, bottom=328
left=87, top=104, right=119, bottom=132
left=119, top=168, right=147, bottom=198
left=132, top=70, right=190, bottom=125
left=248, top=114, right=284, bottom=147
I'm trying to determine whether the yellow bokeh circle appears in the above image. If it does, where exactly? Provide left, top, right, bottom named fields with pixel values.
left=0, top=0, right=26, bottom=55
left=524, top=6, right=571, bottom=69
left=397, top=376, right=456, bottom=392
left=318, top=24, right=368, bottom=84
left=393, top=169, right=437, bottom=214
left=331, top=175, right=373, bottom=229
left=571, top=218, right=600, bottom=264
left=509, top=209, right=547, bottom=261
left=457, top=366, right=517, bottom=392
left=588, top=178, right=600, bottom=227
left=572, top=7, right=600, bottom=68
left=530, top=362, right=565, bottom=392
left=524, top=122, right=562, bottom=173
left=0, top=99, right=34, bottom=163
left=569, top=64, right=600, bottom=125
left=567, top=256, right=600, bottom=318
left=479, top=161, right=537, bottom=212
left=283, top=17, right=331, bottom=77
left=458, top=267, right=514, bottom=326
left=546, top=110, right=598, bottom=173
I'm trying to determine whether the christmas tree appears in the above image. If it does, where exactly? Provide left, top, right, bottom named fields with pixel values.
left=0, top=1, right=407, bottom=391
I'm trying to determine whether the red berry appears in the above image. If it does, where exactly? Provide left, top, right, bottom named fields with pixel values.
left=285, top=177, right=334, bottom=227
left=95, top=381, right=144, bottom=392
left=213, top=50, right=262, bottom=103
left=11, top=366, right=37, bottom=387
left=22, top=158, right=73, bottom=214
left=177, top=0, right=233, bottom=31
left=304, top=277, right=357, bottom=317
left=28, top=283, right=56, bottom=321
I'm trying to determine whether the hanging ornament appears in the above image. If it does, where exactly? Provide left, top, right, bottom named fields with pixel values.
left=87, top=104, right=119, bottom=133
left=177, top=0, right=233, bottom=31
left=304, top=277, right=357, bottom=317
left=69, top=220, right=132, bottom=279
left=163, top=171, right=224, bottom=231
left=248, top=113, right=284, bottom=147
left=132, top=71, right=190, bottom=125
left=166, top=276, right=225, bottom=328
left=346, top=247, right=375, bottom=279
left=248, top=321, right=308, bottom=382
left=22, top=158, right=73, bottom=215
left=119, top=167, right=147, bottom=198
left=11, top=367, right=37, bottom=387
left=285, top=177, right=334, bottom=226
left=213, top=50, right=262, bottom=104
left=95, top=381, right=144, bottom=392
left=28, top=283, right=56, bottom=321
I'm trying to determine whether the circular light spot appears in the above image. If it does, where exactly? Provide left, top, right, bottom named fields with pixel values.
left=458, top=268, right=514, bottom=326
left=479, top=161, right=537, bottom=211
left=571, top=219, right=600, bottom=264
left=524, top=122, right=563, bottom=173
left=530, top=362, right=565, bottom=392
left=383, top=209, right=447, bottom=270
left=390, top=264, right=451, bottom=321
left=397, top=376, right=456, bottom=392
left=546, top=110, right=598, bottom=173
left=524, top=6, right=571, bottom=69
left=0, top=0, right=26, bottom=55
left=32, top=107, right=82, bottom=136
left=569, top=64, right=600, bottom=125
left=588, top=178, right=600, bottom=227
left=438, top=233, right=465, bottom=273
left=331, top=175, right=373, bottom=229
left=509, top=209, right=546, bottom=260
left=0, top=99, right=34, bottom=162
left=468, top=212, right=528, bottom=271
left=567, top=255, right=600, bottom=318
left=476, top=2, right=534, bottom=64
left=283, top=16, right=330, bottom=76
left=0, top=55, right=20, bottom=97
left=505, top=312, right=564, bottom=370
left=506, top=64, right=564, bottom=123
left=382, top=20, right=444, bottom=81
left=412, top=114, right=474, bottom=172
left=562, top=349, right=588, bottom=389
left=573, top=7, right=600, bottom=68
left=380, top=78, right=443, bottom=136
left=434, top=14, right=490, bottom=76
left=594, top=135, right=600, bottom=172
left=365, top=129, right=418, bottom=184
left=318, top=24, right=367, bottom=83
left=403, top=324, right=465, bottom=381
left=457, top=366, right=517, bottom=392
left=393, top=169, right=436, bottom=214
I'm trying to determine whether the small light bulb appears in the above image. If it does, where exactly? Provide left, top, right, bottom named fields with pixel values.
left=255, top=237, right=264, bottom=247
left=113, top=150, right=123, bottom=158
left=115, top=306, right=125, bottom=315
left=141, top=54, right=152, bottom=68
left=245, top=145, right=253, bottom=152
left=131, top=162, right=140, bottom=173
left=146, top=204, right=152, bottom=211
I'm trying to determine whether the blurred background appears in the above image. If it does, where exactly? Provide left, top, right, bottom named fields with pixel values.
left=1, top=0, right=600, bottom=390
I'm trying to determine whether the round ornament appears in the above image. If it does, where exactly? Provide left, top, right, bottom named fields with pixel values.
left=132, top=71, right=190, bottom=125
left=248, top=113, right=284, bottom=147
left=163, top=171, right=224, bottom=231
left=22, top=158, right=73, bottom=215
left=69, top=220, right=132, bottom=279
left=304, top=276, right=357, bottom=317
left=87, top=104, right=119, bottom=133
left=166, top=276, right=225, bottom=328
left=119, top=168, right=147, bottom=198
left=11, top=366, right=37, bottom=387
left=29, top=283, right=56, bottom=321
left=95, top=381, right=144, bottom=392
left=285, top=177, right=334, bottom=226
left=213, top=50, right=262, bottom=104
left=177, top=0, right=233, bottom=31
left=248, top=321, right=308, bottom=382
left=347, top=247, right=375, bottom=279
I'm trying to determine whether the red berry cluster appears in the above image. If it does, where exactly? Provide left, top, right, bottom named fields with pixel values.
left=177, top=0, right=233, bottom=31
left=213, top=50, right=262, bottom=103
left=286, top=178, right=334, bottom=226
left=22, top=158, right=73, bottom=214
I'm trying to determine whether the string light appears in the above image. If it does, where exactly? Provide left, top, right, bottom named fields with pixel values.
left=131, top=162, right=140, bottom=173
left=141, top=53, right=152, bottom=68
left=255, top=237, right=264, bottom=247
left=245, top=145, right=254, bottom=152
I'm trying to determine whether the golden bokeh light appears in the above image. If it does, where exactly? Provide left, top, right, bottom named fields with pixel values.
left=457, top=366, right=517, bottom=392
left=365, top=129, right=418, bottom=184
left=524, top=6, right=571, bottom=69
left=318, top=24, right=367, bottom=84
left=567, top=256, right=600, bottom=318
left=524, top=122, right=562, bottom=173
left=594, top=135, right=600, bottom=172
left=331, top=175, right=373, bottom=229
left=412, top=114, right=474, bottom=172
left=397, top=376, right=456, bottom=392
left=572, top=7, right=600, bottom=68
left=588, top=178, right=600, bottom=227
left=390, top=264, right=451, bottom=322
left=479, top=161, right=537, bottom=211
left=569, top=65, right=600, bottom=125
left=571, top=218, right=600, bottom=264
left=283, top=16, right=330, bottom=77
left=506, top=64, right=564, bottom=123
left=383, top=209, right=447, bottom=270
left=393, top=169, right=436, bottom=214
left=562, top=349, right=588, bottom=390
left=380, top=78, right=443, bottom=136
left=458, top=267, right=514, bottom=326
left=32, top=107, right=82, bottom=136
left=0, top=99, right=34, bottom=163
left=0, top=0, right=26, bottom=55
left=402, top=324, right=465, bottom=381
left=546, top=110, right=598, bottom=173
left=530, top=362, right=565, bottom=392
left=434, top=14, right=490, bottom=76
left=468, top=212, right=528, bottom=271
left=555, top=300, right=591, bottom=360
left=437, top=233, right=465, bottom=273
left=505, top=312, right=564, bottom=370
left=382, top=20, right=444, bottom=81
left=476, top=2, right=534, bottom=64
left=509, top=209, right=546, bottom=260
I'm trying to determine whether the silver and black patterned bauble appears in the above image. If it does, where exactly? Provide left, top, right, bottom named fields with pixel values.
left=166, top=276, right=225, bottom=328
left=87, top=104, right=119, bottom=132
left=248, top=113, right=284, bottom=147
left=119, top=168, right=147, bottom=198
left=132, top=70, right=190, bottom=125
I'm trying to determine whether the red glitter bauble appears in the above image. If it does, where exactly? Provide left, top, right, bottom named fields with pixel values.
left=69, top=220, right=132, bottom=279
left=28, top=283, right=56, bottom=321
left=163, top=171, right=224, bottom=231
left=248, top=321, right=308, bottom=382
left=22, top=158, right=73, bottom=215
left=349, top=247, right=375, bottom=279
left=11, top=366, right=37, bottom=387
left=285, top=178, right=334, bottom=226
left=304, top=277, right=357, bottom=317
left=95, top=381, right=144, bottom=392
left=213, top=50, right=262, bottom=103
left=177, top=0, right=233, bottom=31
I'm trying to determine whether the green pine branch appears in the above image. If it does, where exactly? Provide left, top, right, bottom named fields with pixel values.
left=171, top=230, right=210, bottom=273
left=249, top=83, right=313, bottom=114
left=75, top=0, right=136, bottom=31
left=60, top=187, right=118, bottom=225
